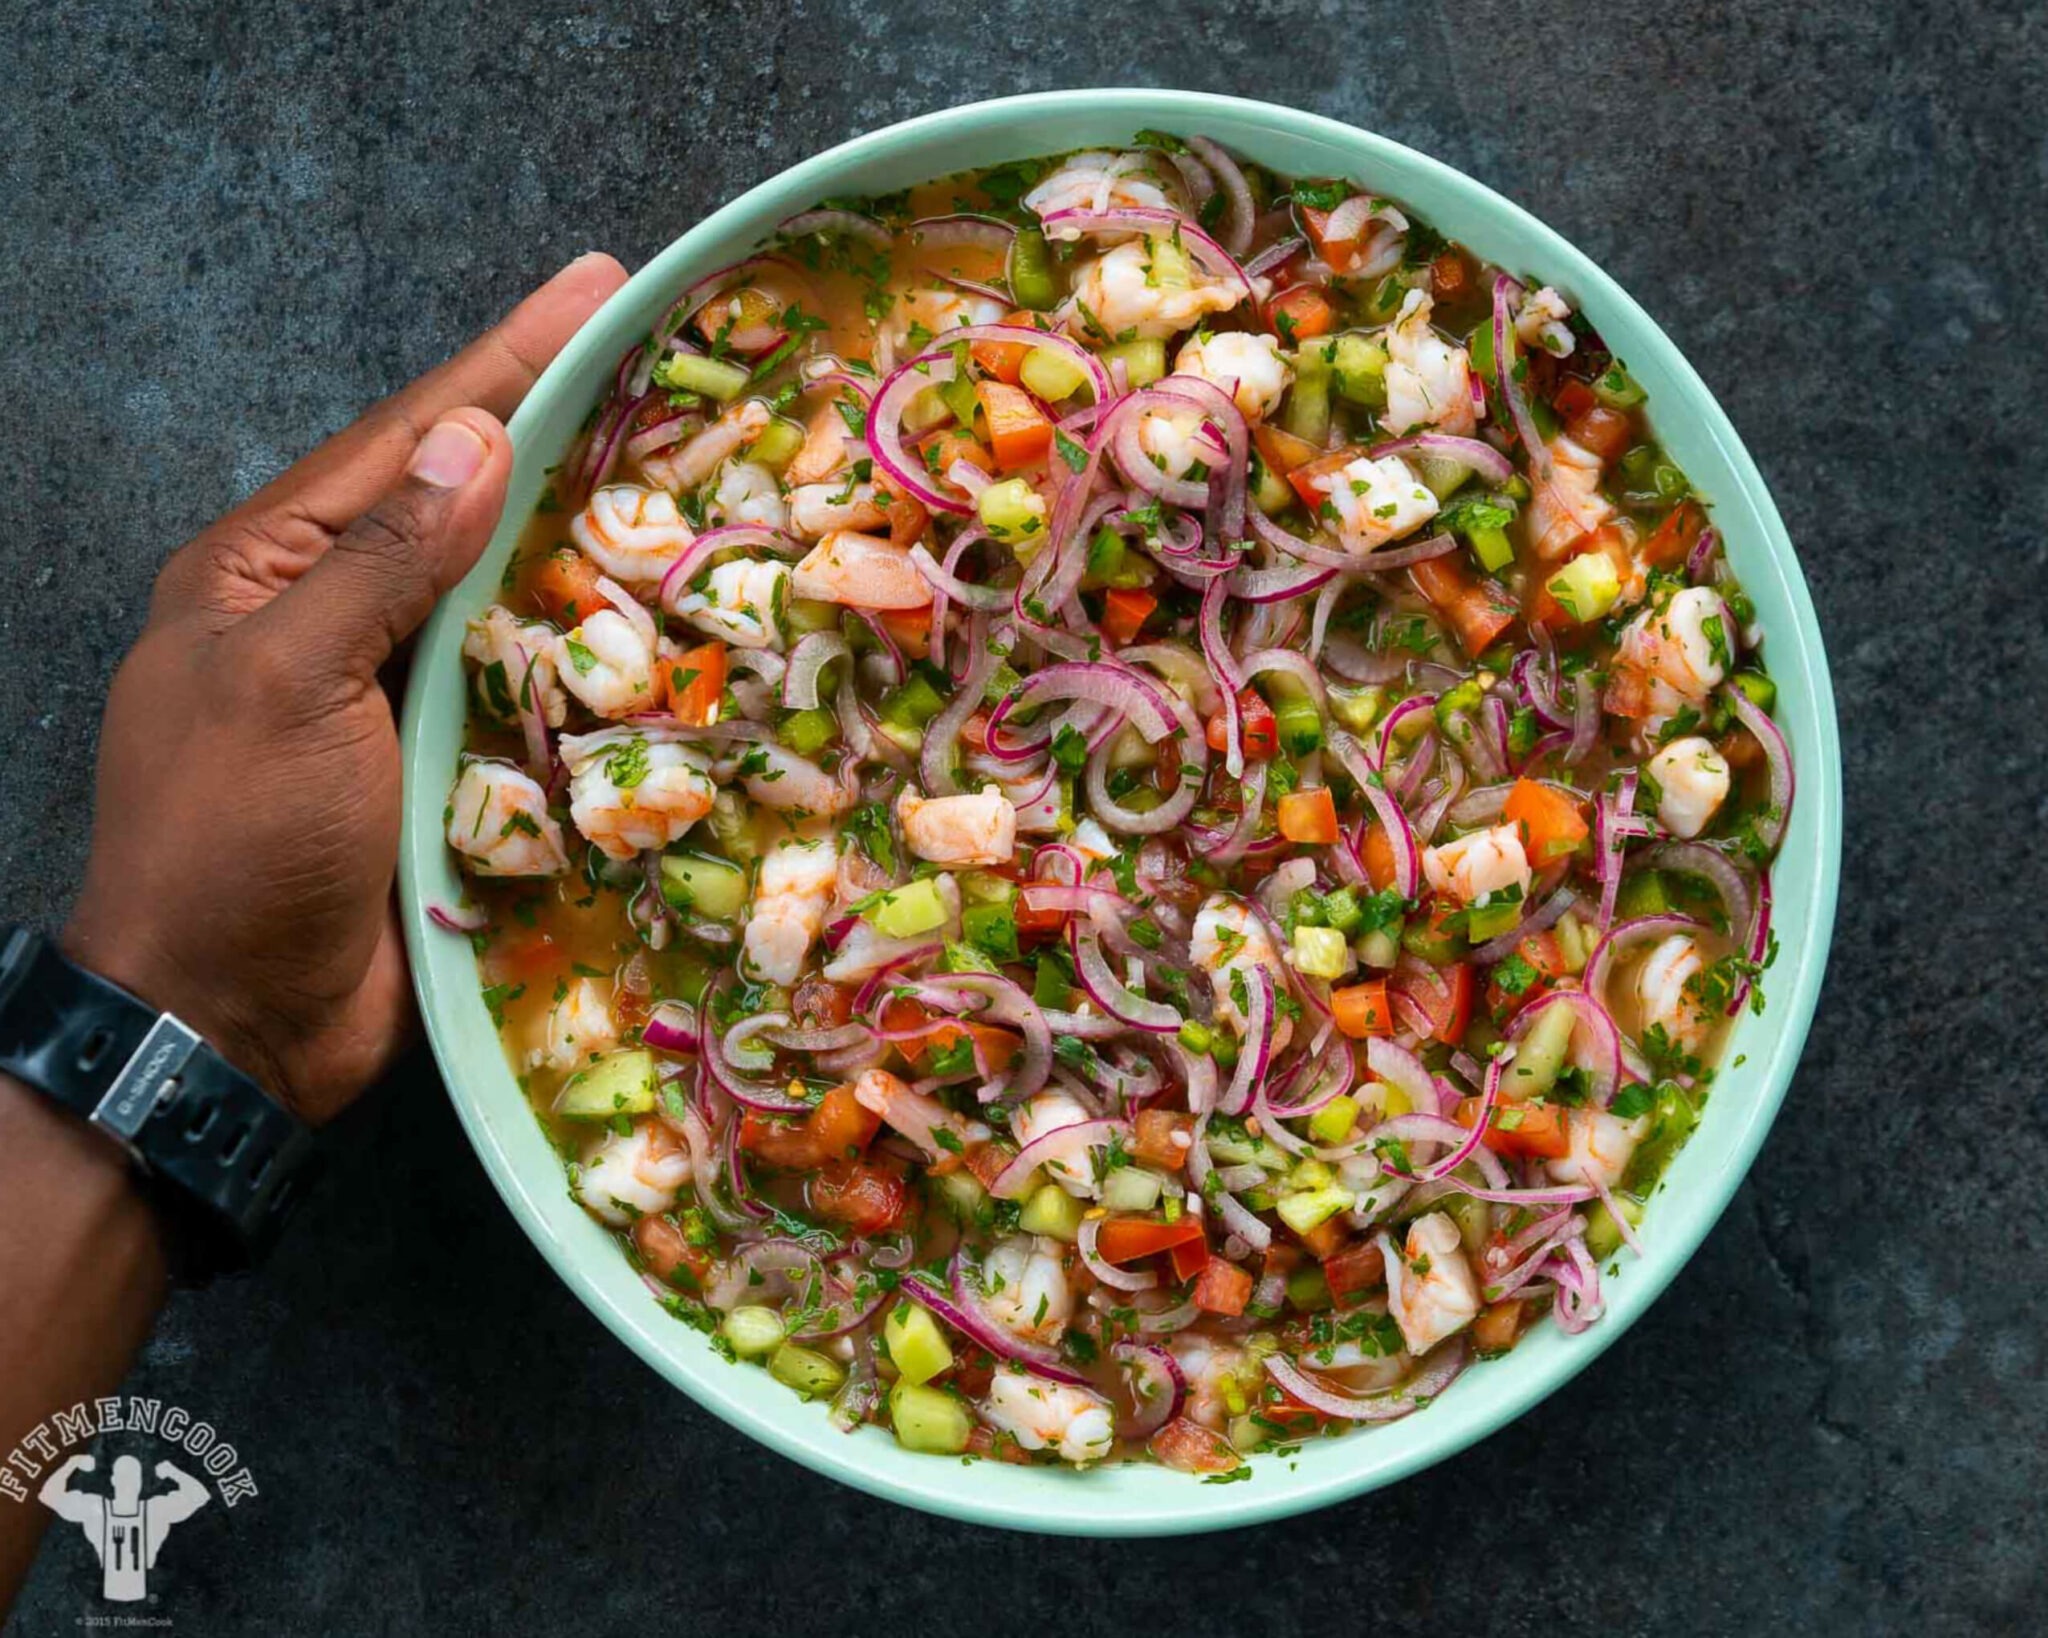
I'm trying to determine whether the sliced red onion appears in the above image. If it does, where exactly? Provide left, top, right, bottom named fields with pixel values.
left=642, top=1000, right=700, bottom=1054
left=910, top=971, right=1052, bottom=1103
left=1642, top=841, right=1753, bottom=943
left=700, top=991, right=810, bottom=1113
left=779, top=208, right=891, bottom=246
left=1186, top=1111, right=1271, bottom=1252
left=428, top=902, right=488, bottom=935
left=1111, top=1341, right=1188, bottom=1439
left=1364, top=1038, right=1443, bottom=1119
left=1216, top=966, right=1276, bottom=1118
left=656, top=523, right=804, bottom=613
left=1263, top=1337, right=1469, bottom=1423
left=1685, top=525, right=1723, bottom=585
left=1593, top=769, right=1642, bottom=931
left=908, top=1252, right=1089, bottom=1384
left=910, top=539, right=1010, bottom=611
left=1729, top=867, right=1773, bottom=1016
left=1722, top=684, right=1794, bottom=854
left=1506, top=987, right=1622, bottom=1106
left=1070, top=920, right=1182, bottom=1032
left=1470, top=884, right=1576, bottom=967
left=1492, top=272, right=1551, bottom=480
left=1185, top=136, right=1253, bottom=257
left=1078, top=1215, right=1160, bottom=1292
left=781, top=631, right=850, bottom=711
left=1329, top=729, right=1423, bottom=898
left=1037, top=206, right=1253, bottom=295
left=1244, top=234, right=1306, bottom=279
left=988, top=1117, right=1127, bottom=1199
left=911, top=212, right=1017, bottom=251
left=1368, top=433, right=1515, bottom=486
left=1584, top=914, right=1706, bottom=1018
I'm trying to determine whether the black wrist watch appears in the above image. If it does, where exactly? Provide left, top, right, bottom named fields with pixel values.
left=0, top=926, right=318, bottom=1283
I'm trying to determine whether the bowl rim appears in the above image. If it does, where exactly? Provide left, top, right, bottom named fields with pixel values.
left=399, top=87, right=1842, bottom=1535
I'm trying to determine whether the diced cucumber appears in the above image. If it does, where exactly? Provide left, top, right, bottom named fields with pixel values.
left=1307, top=1094, right=1361, bottom=1146
left=721, top=1304, right=787, bottom=1358
left=1286, top=1158, right=1335, bottom=1192
left=1147, top=233, right=1193, bottom=289
left=1442, top=1191, right=1492, bottom=1255
left=1505, top=1000, right=1577, bottom=1101
left=1018, top=1182, right=1084, bottom=1241
left=884, top=1303, right=955, bottom=1386
left=1264, top=678, right=1324, bottom=755
left=1585, top=1194, right=1645, bottom=1260
left=941, top=940, right=999, bottom=974
left=1275, top=1183, right=1355, bottom=1236
left=555, top=1049, right=657, bottom=1120
left=977, top=477, right=1048, bottom=545
left=959, top=871, right=1017, bottom=907
left=1592, top=364, right=1646, bottom=409
left=661, top=852, right=750, bottom=921
left=749, top=416, right=805, bottom=471
left=1546, top=553, right=1621, bottom=624
left=936, top=1169, right=989, bottom=1227
left=902, top=384, right=954, bottom=435
left=768, top=1342, right=846, bottom=1398
left=1020, top=345, right=1087, bottom=403
left=1205, top=1124, right=1287, bottom=1169
left=1416, top=455, right=1471, bottom=500
left=939, top=357, right=981, bottom=428
left=1250, top=451, right=1294, bottom=515
left=1554, top=910, right=1590, bottom=975
left=1285, top=1264, right=1332, bottom=1311
left=1330, top=333, right=1388, bottom=406
left=1403, top=917, right=1467, bottom=963
left=1734, top=670, right=1777, bottom=711
left=785, top=596, right=842, bottom=636
left=889, top=1382, right=974, bottom=1455
left=655, top=353, right=751, bottom=401
left=1362, top=1078, right=1413, bottom=1121
left=1328, top=683, right=1385, bottom=734
left=1101, top=336, right=1166, bottom=387
left=703, top=790, right=759, bottom=866
left=1615, top=870, right=1671, bottom=920
left=1101, top=1167, right=1164, bottom=1214
left=880, top=670, right=948, bottom=730
left=1085, top=526, right=1127, bottom=587
left=1464, top=900, right=1522, bottom=943
left=1356, top=926, right=1402, bottom=969
left=1281, top=351, right=1331, bottom=444
left=865, top=876, right=951, bottom=939
left=1291, top=925, right=1350, bottom=980
left=777, top=706, right=838, bottom=757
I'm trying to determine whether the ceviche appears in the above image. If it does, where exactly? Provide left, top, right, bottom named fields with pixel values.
left=438, top=136, right=1791, bottom=1476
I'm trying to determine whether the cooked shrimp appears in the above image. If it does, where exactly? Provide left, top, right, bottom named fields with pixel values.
left=1301, top=453, right=1440, bottom=555
left=1171, top=1337, right=1250, bottom=1431
left=708, top=459, right=788, bottom=533
left=741, top=836, right=838, bottom=984
left=896, top=784, right=1017, bottom=867
left=787, top=399, right=858, bottom=487
left=851, top=1067, right=988, bottom=1164
left=982, top=1371, right=1115, bottom=1465
left=1381, top=288, right=1477, bottom=437
left=1608, top=587, right=1732, bottom=728
left=1527, top=435, right=1616, bottom=560
left=1632, top=933, right=1714, bottom=1058
left=574, top=1118, right=692, bottom=1227
left=880, top=286, right=1006, bottom=369
left=1547, top=1107, right=1650, bottom=1192
left=737, top=742, right=858, bottom=816
left=543, top=976, right=618, bottom=1071
left=1422, top=823, right=1532, bottom=908
left=463, top=606, right=567, bottom=727
left=1011, top=1088, right=1102, bottom=1198
left=553, top=605, right=660, bottom=719
left=1024, top=150, right=1180, bottom=218
left=1385, top=1211, right=1481, bottom=1355
left=1515, top=285, right=1576, bottom=358
left=1646, top=735, right=1732, bottom=839
left=446, top=759, right=570, bottom=877
left=789, top=530, right=933, bottom=610
left=1136, top=407, right=1209, bottom=480
left=570, top=484, right=696, bottom=589
left=1172, top=332, right=1292, bottom=421
left=1191, top=895, right=1294, bottom=1051
left=641, top=398, right=773, bottom=493
left=981, top=1233, right=1073, bottom=1343
left=561, top=728, right=716, bottom=861
left=667, top=557, right=789, bottom=650
left=1064, top=238, right=1245, bottom=342
left=788, top=479, right=891, bottom=540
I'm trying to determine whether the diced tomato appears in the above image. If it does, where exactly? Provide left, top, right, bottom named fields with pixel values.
left=1252, top=421, right=1323, bottom=477
left=1294, top=1215, right=1348, bottom=1259
left=790, top=978, right=855, bottom=1029
left=1565, top=404, right=1633, bottom=464
left=1639, top=498, right=1707, bottom=570
left=976, top=380, right=1054, bottom=470
left=1456, top=1094, right=1571, bottom=1159
left=1012, top=893, right=1069, bottom=941
left=1284, top=445, right=1366, bottom=510
left=1503, top=776, right=1590, bottom=863
left=1404, top=958, right=1474, bottom=1045
left=632, top=1214, right=712, bottom=1290
left=1204, top=688, right=1279, bottom=760
left=1100, top=587, right=1158, bottom=646
left=923, top=428, right=995, bottom=481
left=1429, top=251, right=1470, bottom=302
left=808, top=1158, right=908, bottom=1234
left=1551, top=377, right=1598, bottom=422
left=530, top=546, right=607, bottom=629
left=877, top=601, right=935, bottom=660
left=969, top=311, right=1042, bottom=384
left=1276, top=787, right=1339, bottom=845
left=664, top=641, right=727, bottom=727
left=1359, top=821, right=1399, bottom=892
left=1472, top=1297, right=1528, bottom=1355
left=1148, top=1417, right=1243, bottom=1474
left=1193, top=1260, right=1254, bottom=1317
left=963, top=1140, right=1015, bottom=1194
left=1268, top=284, right=1336, bottom=342
left=1094, top=1215, right=1208, bottom=1268
left=1131, top=1109, right=1195, bottom=1171
left=1321, top=1238, right=1387, bottom=1307
left=1331, top=980, right=1394, bottom=1040
left=1485, top=929, right=1567, bottom=1018
left=1168, top=1233, right=1212, bottom=1282
left=738, top=1084, right=882, bottom=1170
left=1411, top=555, right=1518, bottom=657
left=881, top=997, right=1022, bottom=1077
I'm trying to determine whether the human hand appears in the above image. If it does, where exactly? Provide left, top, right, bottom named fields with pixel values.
left=61, top=253, right=629, bottom=1124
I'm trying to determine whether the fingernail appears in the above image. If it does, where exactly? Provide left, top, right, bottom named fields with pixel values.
left=409, top=419, right=489, bottom=489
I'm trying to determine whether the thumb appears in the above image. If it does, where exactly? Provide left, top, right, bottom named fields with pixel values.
left=255, top=407, right=513, bottom=682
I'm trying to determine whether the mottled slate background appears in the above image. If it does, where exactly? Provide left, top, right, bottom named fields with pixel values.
left=3, top=1, right=2044, bottom=1632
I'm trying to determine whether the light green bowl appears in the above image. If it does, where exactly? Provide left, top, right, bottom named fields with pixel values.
left=399, top=89, right=1841, bottom=1535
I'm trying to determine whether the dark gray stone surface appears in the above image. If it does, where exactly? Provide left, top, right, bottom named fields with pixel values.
left=3, top=1, right=2044, bottom=1632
